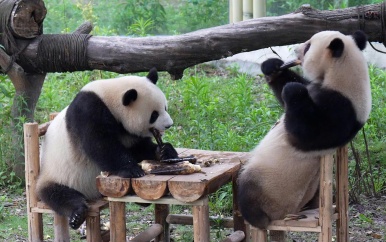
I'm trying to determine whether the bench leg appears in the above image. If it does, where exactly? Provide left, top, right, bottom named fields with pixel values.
left=54, top=214, right=70, bottom=242
left=110, top=201, right=126, bottom=242
left=155, top=204, right=170, bottom=242
left=87, top=215, right=103, bottom=242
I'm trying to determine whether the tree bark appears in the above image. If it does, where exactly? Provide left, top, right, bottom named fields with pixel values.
left=17, top=3, right=386, bottom=79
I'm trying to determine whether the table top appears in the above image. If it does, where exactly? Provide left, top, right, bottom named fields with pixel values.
left=97, top=148, right=250, bottom=203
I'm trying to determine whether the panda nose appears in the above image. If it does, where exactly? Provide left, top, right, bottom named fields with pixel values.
left=165, top=124, right=172, bottom=129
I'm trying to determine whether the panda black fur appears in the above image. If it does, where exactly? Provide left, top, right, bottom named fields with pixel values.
left=238, top=31, right=371, bottom=232
left=36, top=68, right=179, bottom=229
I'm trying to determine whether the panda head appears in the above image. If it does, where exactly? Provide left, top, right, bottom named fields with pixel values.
left=294, top=30, right=371, bottom=123
left=295, top=30, right=368, bottom=84
left=83, top=68, right=173, bottom=138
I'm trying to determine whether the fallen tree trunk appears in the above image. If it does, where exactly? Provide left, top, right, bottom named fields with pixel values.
left=10, top=3, right=386, bottom=79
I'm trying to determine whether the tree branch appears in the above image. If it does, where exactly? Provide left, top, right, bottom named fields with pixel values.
left=16, top=3, right=385, bottom=79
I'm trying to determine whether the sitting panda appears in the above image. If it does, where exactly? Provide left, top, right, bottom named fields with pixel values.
left=36, top=68, right=179, bottom=229
left=238, top=30, right=371, bottom=235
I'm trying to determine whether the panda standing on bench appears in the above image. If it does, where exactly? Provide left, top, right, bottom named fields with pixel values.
left=36, top=68, right=179, bottom=229
left=238, top=31, right=371, bottom=239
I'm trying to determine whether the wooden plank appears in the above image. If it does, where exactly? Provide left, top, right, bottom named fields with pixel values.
left=319, top=154, right=334, bottom=242
left=268, top=208, right=320, bottom=228
left=24, top=123, right=44, bottom=242
left=336, top=146, right=349, bottom=242
left=132, top=175, right=174, bottom=200
left=267, top=225, right=321, bottom=233
left=96, top=175, right=131, bottom=197
left=107, top=195, right=208, bottom=206
left=193, top=203, right=210, bottom=242
left=175, top=148, right=250, bottom=162
left=170, top=149, right=249, bottom=203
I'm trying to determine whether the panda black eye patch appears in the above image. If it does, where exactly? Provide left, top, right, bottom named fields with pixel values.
left=150, top=111, right=159, bottom=124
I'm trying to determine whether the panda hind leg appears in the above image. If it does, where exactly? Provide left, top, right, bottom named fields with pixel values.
left=38, top=182, right=88, bottom=229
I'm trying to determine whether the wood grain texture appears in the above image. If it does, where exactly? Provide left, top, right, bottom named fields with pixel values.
left=9, top=0, right=46, bottom=39
left=132, top=175, right=173, bottom=200
left=96, top=175, right=131, bottom=198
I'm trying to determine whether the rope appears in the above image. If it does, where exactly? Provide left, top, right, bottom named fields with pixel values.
left=368, top=2, right=386, bottom=54
left=34, top=34, right=91, bottom=72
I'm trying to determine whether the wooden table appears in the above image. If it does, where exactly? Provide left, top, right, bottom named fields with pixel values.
left=97, top=148, right=250, bottom=242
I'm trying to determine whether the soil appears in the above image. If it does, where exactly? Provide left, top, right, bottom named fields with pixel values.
left=1, top=192, right=385, bottom=241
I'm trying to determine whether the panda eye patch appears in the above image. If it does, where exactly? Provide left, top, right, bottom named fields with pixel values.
left=150, top=111, right=159, bottom=124
left=304, top=43, right=311, bottom=55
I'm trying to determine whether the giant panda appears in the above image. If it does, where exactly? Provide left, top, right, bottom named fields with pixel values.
left=36, top=68, right=179, bottom=229
left=238, top=30, right=371, bottom=238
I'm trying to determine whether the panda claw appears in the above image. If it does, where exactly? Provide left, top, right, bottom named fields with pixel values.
left=69, top=206, right=88, bottom=230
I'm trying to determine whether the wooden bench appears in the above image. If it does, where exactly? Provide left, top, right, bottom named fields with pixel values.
left=97, top=148, right=250, bottom=242
left=247, top=147, right=349, bottom=242
left=24, top=120, right=109, bottom=242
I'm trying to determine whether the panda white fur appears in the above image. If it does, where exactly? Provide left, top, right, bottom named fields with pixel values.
left=36, top=68, right=178, bottom=229
left=238, top=30, right=371, bottom=232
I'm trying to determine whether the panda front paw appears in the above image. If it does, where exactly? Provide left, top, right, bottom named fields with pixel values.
left=69, top=205, right=88, bottom=230
left=282, top=82, right=309, bottom=105
left=116, top=165, right=146, bottom=178
left=157, top=142, right=179, bottom=160
left=261, top=58, right=284, bottom=76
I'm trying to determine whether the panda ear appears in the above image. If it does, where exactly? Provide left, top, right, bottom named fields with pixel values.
left=352, top=30, right=367, bottom=51
left=122, top=89, right=137, bottom=106
left=147, top=67, right=158, bottom=84
left=328, top=38, right=344, bottom=58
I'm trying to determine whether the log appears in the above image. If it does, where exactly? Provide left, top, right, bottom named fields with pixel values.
left=166, top=214, right=234, bottom=228
left=6, top=0, right=46, bottom=39
left=10, top=3, right=386, bottom=79
left=221, top=231, right=245, bottom=242
left=131, top=175, right=172, bottom=200
left=128, top=224, right=163, bottom=242
left=96, top=175, right=131, bottom=197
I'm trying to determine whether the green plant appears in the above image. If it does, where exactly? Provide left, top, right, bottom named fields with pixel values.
left=164, top=0, right=228, bottom=34
left=128, top=18, right=155, bottom=37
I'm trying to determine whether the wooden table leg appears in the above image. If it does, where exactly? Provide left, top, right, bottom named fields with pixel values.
left=155, top=204, right=170, bottom=242
left=193, top=198, right=210, bottom=242
left=110, top=201, right=126, bottom=242
left=232, top=172, right=246, bottom=242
